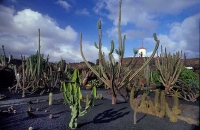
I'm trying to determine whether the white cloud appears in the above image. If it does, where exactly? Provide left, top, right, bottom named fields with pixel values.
left=94, top=0, right=199, bottom=40
left=56, top=0, right=71, bottom=10
left=144, top=13, right=200, bottom=58
left=75, top=8, right=90, bottom=16
left=94, top=0, right=199, bottom=58
left=80, top=41, right=119, bottom=63
left=0, top=5, right=113, bottom=63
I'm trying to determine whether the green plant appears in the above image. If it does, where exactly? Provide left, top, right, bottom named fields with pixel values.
left=80, top=0, right=160, bottom=105
left=172, top=91, right=181, bottom=115
left=95, top=93, right=104, bottom=99
left=143, top=57, right=150, bottom=86
left=130, top=89, right=138, bottom=124
left=154, top=89, right=160, bottom=116
left=0, top=94, right=6, bottom=100
left=155, top=46, right=185, bottom=94
left=172, top=78, right=199, bottom=102
left=178, top=67, right=199, bottom=85
left=60, top=69, right=97, bottom=129
left=158, top=91, right=166, bottom=118
left=150, top=70, right=163, bottom=87
left=11, top=29, right=62, bottom=97
left=129, top=88, right=199, bottom=126
left=0, top=45, right=13, bottom=67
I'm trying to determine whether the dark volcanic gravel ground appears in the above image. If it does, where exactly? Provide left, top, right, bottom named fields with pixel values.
left=0, top=98, right=199, bottom=130
left=0, top=88, right=199, bottom=130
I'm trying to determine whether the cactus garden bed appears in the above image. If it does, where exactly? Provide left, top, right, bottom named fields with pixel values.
left=0, top=89, right=199, bottom=130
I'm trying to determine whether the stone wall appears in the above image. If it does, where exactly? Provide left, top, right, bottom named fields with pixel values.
left=6, top=57, right=200, bottom=74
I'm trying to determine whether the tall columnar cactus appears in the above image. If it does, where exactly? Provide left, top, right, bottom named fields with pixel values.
left=0, top=45, right=13, bottom=67
left=130, top=88, right=138, bottom=124
left=154, top=89, right=160, bottom=116
left=155, top=45, right=185, bottom=94
left=60, top=69, right=97, bottom=129
left=80, top=0, right=160, bottom=105
left=21, top=55, right=26, bottom=97
left=172, top=91, right=181, bottom=115
left=37, top=29, right=41, bottom=78
left=165, top=102, right=178, bottom=122
left=159, top=91, right=166, bottom=118
left=143, top=57, right=150, bottom=86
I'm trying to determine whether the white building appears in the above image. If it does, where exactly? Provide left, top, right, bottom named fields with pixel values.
left=138, top=46, right=146, bottom=57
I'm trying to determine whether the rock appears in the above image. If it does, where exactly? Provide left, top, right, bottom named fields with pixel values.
left=26, top=111, right=35, bottom=118
left=0, top=66, right=15, bottom=90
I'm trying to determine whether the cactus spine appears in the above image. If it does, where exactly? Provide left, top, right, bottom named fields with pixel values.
left=60, top=69, right=97, bottom=129
left=80, top=0, right=159, bottom=105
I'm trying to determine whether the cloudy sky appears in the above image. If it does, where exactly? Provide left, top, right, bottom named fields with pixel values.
left=0, top=0, right=199, bottom=63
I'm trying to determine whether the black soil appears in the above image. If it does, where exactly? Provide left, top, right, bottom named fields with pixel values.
left=0, top=88, right=199, bottom=130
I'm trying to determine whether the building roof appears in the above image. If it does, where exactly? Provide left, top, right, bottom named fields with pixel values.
left=139, top=46, right=145, bottom=49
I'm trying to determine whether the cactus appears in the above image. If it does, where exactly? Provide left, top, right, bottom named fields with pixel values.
left=138, top=93, right=147, bottom=113
left=80, top=0, right=160, bottom=105
left=60, top=69, right=97, bottom=129
left=95, top=93, right=104, bottom=100
left=154, top=89, right=160, bottom=116
left=85, top=94, right=89, bottom=108
left=0, top=45, right=13, bottom=67
left=159, top=91, right=166, bottom=118
left=10, top=29, right=62, bottom=97
left=172, top=91, right=181, bottom=115
left=130, top=89, right=199, bottom=126
left=143, top=57, right=150, bottom=86
left=155, top=45, right=185, bottom=94
left=49, top=92, right=53, bottom=105
left=130, top=88, right=137, bottom=124
left=165, top=102, right=178, bottom=122
left=147, top=100, right=155, bottom=115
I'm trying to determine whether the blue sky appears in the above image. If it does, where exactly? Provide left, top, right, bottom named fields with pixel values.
left=0, top=0, right=199, bottom=63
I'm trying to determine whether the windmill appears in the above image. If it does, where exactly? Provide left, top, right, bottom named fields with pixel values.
left=136, top=39, right=151, bottom=57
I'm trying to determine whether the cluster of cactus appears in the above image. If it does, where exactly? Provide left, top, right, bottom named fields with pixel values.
left=80, top=0, right=160, bottom=105
left=0, top=45, right=13, bottom=67
left=89, top=79, right=99, bottom=88
left=171, top=79, right=199, bottom=102
left=12, top=29, right=52, bottom=97
left=0, top=94, right=6, bottom=99
left=130, top=88, right=199, bottom=126
left=155, top=45, right=185, bottom=94
left=60, top=69, right=97, bottom=129
left=10, top=29, right=71, bottom=97
left=95, top=93, right=104, bottom=99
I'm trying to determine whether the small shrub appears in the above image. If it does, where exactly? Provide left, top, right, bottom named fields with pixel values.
left=150, top=70, right=163, bottom=88
left=178, top=67, right=199, bottom=85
